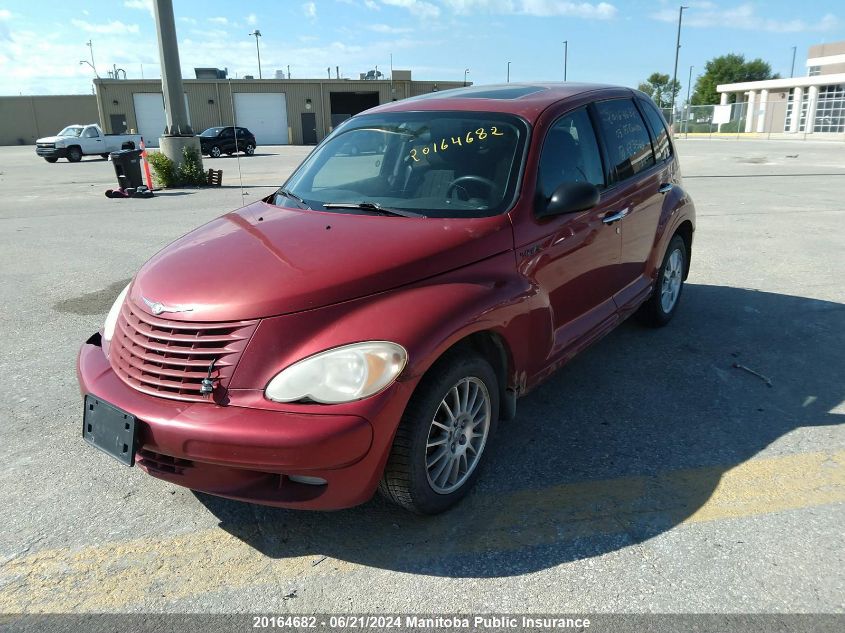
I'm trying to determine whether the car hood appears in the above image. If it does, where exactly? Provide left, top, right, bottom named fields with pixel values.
left=129, top=201, right=513, bottom=322
left=36, top=136, right=65, bottom=144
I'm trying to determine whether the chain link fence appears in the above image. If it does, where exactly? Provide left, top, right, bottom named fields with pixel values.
left=658, top=98, right=845, bottom=140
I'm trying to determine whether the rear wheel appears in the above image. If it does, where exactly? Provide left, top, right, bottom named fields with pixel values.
left=209, top=145, right=222, bottom=158
left=379, top=350, right=498, bottom=514
left=43, top=157, right=58, bottom=163
left=66, top=146, right=82, bottom=162
left=636, top=234, right=687, bottom=327
left=244, top=143, right=255, bottom=156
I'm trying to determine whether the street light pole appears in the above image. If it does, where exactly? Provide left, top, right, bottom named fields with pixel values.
left=85, top=40, right=99, bottom=77
left=669, top=5, right=688, bottom=129
left=250, top=29, right=262, bottom=79
left=790, top=46, right=796, bottom=78
left=563, top=40, right=568, bottom=81
left=685, top=64, right=694, bottom=135
left=464, top=68, right=469, bottom=87
left=507, top=61, right=511, bottom=83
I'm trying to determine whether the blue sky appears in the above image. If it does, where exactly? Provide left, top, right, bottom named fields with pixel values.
left=0, top=0, right=841, bottom=95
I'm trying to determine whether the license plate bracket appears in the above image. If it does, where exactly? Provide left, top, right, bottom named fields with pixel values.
left=82, top=395, right=137, bottom=466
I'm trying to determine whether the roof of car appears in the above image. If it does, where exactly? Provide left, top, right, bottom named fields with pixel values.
left=366, top=83, right=635, bottom=121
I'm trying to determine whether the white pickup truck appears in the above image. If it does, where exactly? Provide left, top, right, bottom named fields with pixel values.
left=35, top=124, right=142, bottom=163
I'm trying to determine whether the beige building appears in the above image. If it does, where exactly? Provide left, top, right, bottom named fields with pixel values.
left=93, top=72, right=465, bottom=147
left=0, top=95, right=98, bottom=146
left=717, top=40, right=845, bottom=135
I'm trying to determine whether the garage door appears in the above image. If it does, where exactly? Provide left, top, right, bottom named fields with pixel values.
left=132, top=93, right=191, bottom=147
left=234, top=93, right=288, bottom=145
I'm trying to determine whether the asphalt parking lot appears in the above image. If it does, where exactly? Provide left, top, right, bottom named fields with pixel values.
left=0, top=139, right=843, bottom=614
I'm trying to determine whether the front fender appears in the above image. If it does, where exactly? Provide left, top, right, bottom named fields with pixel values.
left=230, top=250, right=553, bottom=395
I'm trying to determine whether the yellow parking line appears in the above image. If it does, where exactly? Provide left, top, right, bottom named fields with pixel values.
left=2, top=450, right=843, bottom=612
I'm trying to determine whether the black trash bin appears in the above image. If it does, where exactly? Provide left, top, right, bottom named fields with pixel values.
left=110, top=149, right=144, bottom=190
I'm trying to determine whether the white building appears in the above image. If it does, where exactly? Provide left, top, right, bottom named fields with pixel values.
left=716, top=41, right=845, bottom=135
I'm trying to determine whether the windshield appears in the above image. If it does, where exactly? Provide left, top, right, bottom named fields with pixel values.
left=200, top=127, right=224, bottom=137
left=58, top=126, right=84, bottom=137
left=280, top=111, right=528, bottom=218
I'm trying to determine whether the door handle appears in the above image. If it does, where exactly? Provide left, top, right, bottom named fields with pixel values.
left=658, top=183, right=673, bottom=194
left=602, top=207, right=629, bottom=225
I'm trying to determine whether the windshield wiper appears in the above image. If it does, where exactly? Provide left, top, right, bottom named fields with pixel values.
left=322, top=201, right=425, bottom=218
left=276, top=188, right=311, bottom=209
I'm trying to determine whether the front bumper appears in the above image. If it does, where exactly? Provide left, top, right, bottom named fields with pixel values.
left=36, top=146, right=67, bottom=159
left=77, top=338, right=402, bottom=510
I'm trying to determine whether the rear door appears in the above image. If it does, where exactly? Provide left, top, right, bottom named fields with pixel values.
left=590, top=98, right=665, bottom=310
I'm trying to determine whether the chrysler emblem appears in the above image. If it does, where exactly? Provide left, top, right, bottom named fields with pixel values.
left=142, top=296, right=194, bottom=316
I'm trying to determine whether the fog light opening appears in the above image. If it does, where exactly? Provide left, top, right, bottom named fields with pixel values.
left=288, top=475, right=328, bottom=486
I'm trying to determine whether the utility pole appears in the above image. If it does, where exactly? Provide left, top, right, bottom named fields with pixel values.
left=250, top=29, right=262, bottom=79
left=563, top=41, right=568, bottom=81
left=669, top=5, right=689, bottom=129
left=507, top=61, right=511, bottom=83
left=464, top=68, right=469, bottom=87
left=287, top=64, right=291, bottom=79
left=790, top=46, right=797, bottom=78
left=152, top=0, right=199, bottom=167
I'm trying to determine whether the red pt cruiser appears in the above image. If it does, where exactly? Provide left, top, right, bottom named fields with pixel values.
left=78, top=84, right=695, bottom=514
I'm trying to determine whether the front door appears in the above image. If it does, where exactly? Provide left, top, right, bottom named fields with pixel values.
left=110, top=114, right=127, bottom=134
left=301, top=112, right=317, bottom=144
left=516, top=106, right=624, bottom=360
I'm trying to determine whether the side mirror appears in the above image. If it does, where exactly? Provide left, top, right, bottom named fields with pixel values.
left=537, top=182, right=600, bottom=219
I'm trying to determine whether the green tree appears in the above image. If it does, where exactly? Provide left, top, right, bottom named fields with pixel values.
left=637, top=72, right=681, bottom=108
left=691, top=54, right=780, bottom=105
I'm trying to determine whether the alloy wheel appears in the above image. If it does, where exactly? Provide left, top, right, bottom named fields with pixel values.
left=425, top=376, right=491, bottom=494
left=660, top=248, right=684, bottom=313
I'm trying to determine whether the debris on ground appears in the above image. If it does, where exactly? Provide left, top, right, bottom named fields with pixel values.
left=731, top=362, right=773, bottom=387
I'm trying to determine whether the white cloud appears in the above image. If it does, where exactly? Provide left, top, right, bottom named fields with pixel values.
left=123, top=0, right=153, bottom=17
left=207, top=16, right=229, bottom=25
left=364, top=0, right=380, bottom=8
left=178, top=16, right=198, bottom=25
left=246, top=13, right=258, bottom=25
left=368, top=23, right=413, bottom=33
left=0, top=9, right=12, bottom=20
left=443, top=0, right=616, bottom=18
left=380, top=0, right=441, bottom=19
left=303, top=2, right=318, bottom=19
left=652, top=2, right=839, bottom=32
left=70, top=19, right=140, bottom=34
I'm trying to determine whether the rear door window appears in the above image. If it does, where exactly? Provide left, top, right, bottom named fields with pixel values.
left=593, top=99, right=656, bottom=182
left=638, top=98, right=672, bottom=162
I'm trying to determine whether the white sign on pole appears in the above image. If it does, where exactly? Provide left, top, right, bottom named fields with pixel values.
left=712, top=104, right=732, bottom=125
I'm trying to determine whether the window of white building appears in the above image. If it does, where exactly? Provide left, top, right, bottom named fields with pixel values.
left=814, top=84, right=845, bottom=133
left=784, top=84, right=845, bottom=133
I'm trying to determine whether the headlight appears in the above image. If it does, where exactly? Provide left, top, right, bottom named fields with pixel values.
left=265, top=341, right=407, bottom=404
left=102, top=283, right=130, bottom=355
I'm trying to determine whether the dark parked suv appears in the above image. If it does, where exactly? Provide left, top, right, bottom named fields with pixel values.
left=199, top=126, right=257, bottom=158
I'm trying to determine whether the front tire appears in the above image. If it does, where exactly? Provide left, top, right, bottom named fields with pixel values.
left=380, top=350, right=499, bottom=514
left=43, top=157, right=58, bottom=163
left=637, top=234, right=687, bottom=327
left=66, top=146, right=82, bottom=162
